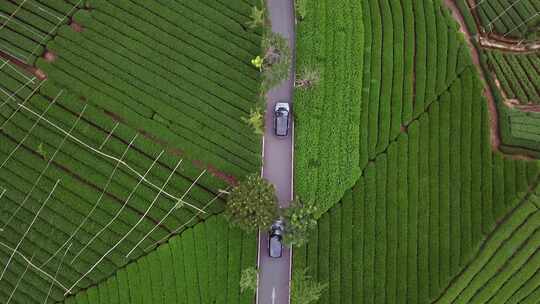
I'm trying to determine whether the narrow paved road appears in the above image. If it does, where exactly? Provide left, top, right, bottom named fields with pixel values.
left=257, top=1, right=295, bottom=304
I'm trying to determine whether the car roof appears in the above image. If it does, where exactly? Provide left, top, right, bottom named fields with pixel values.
left=275, top=102, right=289, bottom=111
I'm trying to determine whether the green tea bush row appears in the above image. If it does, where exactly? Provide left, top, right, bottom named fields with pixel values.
left=295, top=0, right=474, bottom=214
left=476, top=0, right=540, bottom=40
left=293, top=67, right=540, bottom=304
left=435, top=194, right=540, bottom=304
left=60, top=215, right=257, bottom=304
left=486, top=51, right=540, bottom=105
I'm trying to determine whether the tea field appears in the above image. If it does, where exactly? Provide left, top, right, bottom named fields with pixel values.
left=293, top=0, right=540, bottom=303
left=485, top=51, right=540, bottom=105
left=295, top=0, right=473, bottom=214
left=474, top=0, right=540, bottom=41
left=454, top=0, right=540, bottom=156
left=0, top=0, right=261, bottom=303
left=61, top=215, right=256, bottom=304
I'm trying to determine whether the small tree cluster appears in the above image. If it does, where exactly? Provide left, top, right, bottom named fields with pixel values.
left=291, top=268, right=327, bottom=304
left=242, top=107, right=264, bottom=135
left=295, top=0, right=308, bottom=21
left=255, top=32, right=292, bottom=92
left=246, top=5, right=265, bottom=29
left=240, top=267, right=259, bottom=293
left=225, top=174, right=278, bottom=232
left=283, top=197, right=319, bottom=247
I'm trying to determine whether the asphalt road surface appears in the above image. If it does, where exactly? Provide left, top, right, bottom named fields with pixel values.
left=256, top=0, right=295, bottom=304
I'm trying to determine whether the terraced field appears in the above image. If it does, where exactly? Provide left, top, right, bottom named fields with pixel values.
left=474, top=0, right=540, bottom=40
left=485, top=51, right=540, bottom=105
left=293, top=0, right=540, bottom=303
left=38, top=0, right=262, bottom=178
left=0, top=0, right=261, bottom=303
left=434, top=189, right=540, bottom=304
left=0, top=0, right=81, bottom=64
left=453, top=0, right=540, bottom=156
left=294, top=0, right=473, bottom=213
left=61, top=215, right=256, bottom=304
left=294, top=66, right=540, bottom=304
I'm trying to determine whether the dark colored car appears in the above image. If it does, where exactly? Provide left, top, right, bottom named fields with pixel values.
left=273, top=102, right=290, bottom=137
left=269, top=219, right=284, bottom=258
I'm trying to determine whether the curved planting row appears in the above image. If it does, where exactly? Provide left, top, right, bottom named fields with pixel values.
left=435, top=189, right=540, bottom=304
left=475, top=0, right=540, bottom=40
left=293, top=67, right=540, bottom=304
left=294, top=0, right=473, bottom=213
left=60, top=215, right=256, bottom=304
left=485, top=50, right=540, bottom=105
left=453, top=0, right=540, bottom=157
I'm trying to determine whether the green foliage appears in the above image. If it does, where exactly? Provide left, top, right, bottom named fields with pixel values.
left=293, top=65, right=540, bottom=303
left=485, top=51, right=540, bottom=105
left=61, top=216, right=257, bottom=304
left=0, top=0, right=262, bottom=302
left=291, top=268, right=328, bottom=304
left=225, top=174, right=278, bottom=232
left=294, top=67, right=320, bottom=90
left=294, top=0, right=364, bottom=215
left=475, top=0, right=540, bottom=41
left=246, top=5, right=265, bottom=29
left=295, top=0, right=309, bottom=20
left=240, top=267, right=259, bottom=293
left=283, top=198, right=319, bottom=247
left=242, top=106, right=265, bottom=136
left=261, top=32, right=292, bottom=92
left=435, top=193, right=540, bottom=304
left=36, top=142, right=47, bottom=159
left=251, top=55, right=264, bottom=71
left=39, top=0, right=263, bottom=177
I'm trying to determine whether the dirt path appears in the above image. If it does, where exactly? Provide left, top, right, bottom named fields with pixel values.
left=443, top=0, right=501, bottom=151
left=0, top=50, right=46, bottom=80
left=478, top=35, right=540, bottom=53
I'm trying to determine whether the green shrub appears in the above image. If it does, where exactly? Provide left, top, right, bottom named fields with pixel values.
left=291, top=268, right=328, bottom=304
left=240, top=267, right=259, bottom=293
left=224, top=174, right=278, bottom=232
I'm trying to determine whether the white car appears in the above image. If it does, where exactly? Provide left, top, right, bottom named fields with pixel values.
left=273, top=102, right=290, bottom=137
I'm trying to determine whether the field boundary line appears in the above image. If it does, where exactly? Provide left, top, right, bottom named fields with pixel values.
left=43, top=243, right=71, bottom=304
left=16, top=102, right=205, bottom=212
left=69, top=150, right=165, bottom=265
left=0, top=179, right=60, bottom=281
left=431, top=176, right=540, bottom=303
left=126, top=169, right=207, bottom=257
left=0, top=0, right=28, bottom=32
left=0, top=91, right=60, bottom=171
left=40, top=133, right=138, bottom=267
left=0, top=240, right=69, bottom=292
left=5, top=253, right=35, bottom=304
left=1, top=102, right=86, bottom=230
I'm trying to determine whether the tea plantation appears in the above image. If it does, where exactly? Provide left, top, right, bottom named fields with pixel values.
left=293, top=0, right=540, bottom=303
left=454, top=0, right=540, bottom=156
left=0, top=0, right=261, bottom=303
